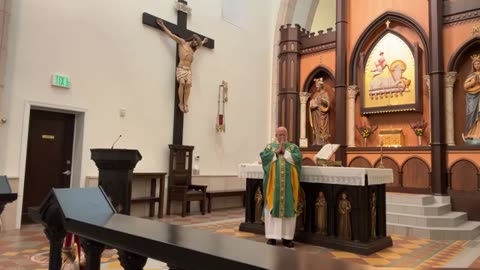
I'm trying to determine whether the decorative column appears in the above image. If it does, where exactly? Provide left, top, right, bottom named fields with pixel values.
left=445, top=72, right=457, bottom=146
left=335, top=0, right=347, bottom=164
left=347, top=85, right=359, bottom=147
left=299, top=92, right=311, bottom=147
left=278, top=24, right=302, bottom=144
left=429, top=0, right=448, bottom=195
left=424, top=75, right=431, bottom=95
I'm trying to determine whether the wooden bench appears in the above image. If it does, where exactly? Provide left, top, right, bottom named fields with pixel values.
left=131, top=172, right=166, bottom=218
left=206, top=189, right=245, bottom=213
left=29, top=186, right=361, bottom=270
left=0, top=176, right=17, bottom=218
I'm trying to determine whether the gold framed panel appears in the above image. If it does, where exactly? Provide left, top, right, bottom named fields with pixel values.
left=361, top=32, right=421, bottom=114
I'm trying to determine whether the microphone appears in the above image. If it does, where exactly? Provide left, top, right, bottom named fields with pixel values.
left=111, top=135, right=122, bottom=149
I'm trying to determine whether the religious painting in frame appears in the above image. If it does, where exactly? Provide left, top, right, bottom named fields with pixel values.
left=361, top=31, right=422, bottom=114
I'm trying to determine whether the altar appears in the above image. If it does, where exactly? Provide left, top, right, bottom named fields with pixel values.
left=238, top=164, right=393, bottom=255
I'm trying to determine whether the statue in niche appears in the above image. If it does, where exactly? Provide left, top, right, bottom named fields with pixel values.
left=371, top=192, right=377, bottom=240
left=315, top=191, right=327, bottom=235
left=463, top=54, right=480, bottom=144
left=296, top=188, right=306, bottom=231
left=309, top=77, right=330, bottom=145
left=254, top=187, right=263, bottom=223
left=337, top=192, right=352, bottom=240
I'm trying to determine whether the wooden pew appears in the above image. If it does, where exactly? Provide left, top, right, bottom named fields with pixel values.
left=29, top=187, right=367, bottom=270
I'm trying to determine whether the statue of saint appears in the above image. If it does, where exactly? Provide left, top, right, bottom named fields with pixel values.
left=315, top=191, right=327, bottom=235
left=464, top=54, right=480, bottom=141
left=337, top=192, right=352, bottom=240
left=254, top=187, right=263, bottom=223
left=296, top=188, right=306, bottom=231
left=371, top=192, right=377, bottom=240
left=156, top=19, right=208, bottom=113
left=309, top=77, right=330, bottom=145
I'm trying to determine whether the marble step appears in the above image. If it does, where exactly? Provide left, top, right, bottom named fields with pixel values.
left=386, top=193, right=450, bottom=206
left=387, top=211, right=468, bottom=228
left=387, top=221, right=480, bottom=240
left=387, top=202, right=451, bottom=216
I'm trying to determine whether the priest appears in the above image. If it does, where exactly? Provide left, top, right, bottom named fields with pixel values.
left=260, top=126, right=302, bottom=248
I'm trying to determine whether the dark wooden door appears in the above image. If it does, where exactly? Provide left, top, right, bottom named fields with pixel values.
left=22, top=110, right=75, bottom=221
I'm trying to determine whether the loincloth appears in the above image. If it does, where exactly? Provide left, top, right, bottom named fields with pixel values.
left=176, top=66, right=192, bottom=82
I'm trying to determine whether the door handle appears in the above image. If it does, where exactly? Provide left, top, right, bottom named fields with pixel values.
left=62, top=170, right=71, bottom=176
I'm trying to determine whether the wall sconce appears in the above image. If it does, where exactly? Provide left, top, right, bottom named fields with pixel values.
left=216, top=80, right=228, bottom=133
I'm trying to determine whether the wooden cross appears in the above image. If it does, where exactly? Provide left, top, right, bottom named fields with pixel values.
left=143, top=0, right=215, bottom=145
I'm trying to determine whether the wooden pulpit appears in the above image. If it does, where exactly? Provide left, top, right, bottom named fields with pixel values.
left=167, top=144, right=207, bottom=217
left=91, top=149, right=142, bottom=215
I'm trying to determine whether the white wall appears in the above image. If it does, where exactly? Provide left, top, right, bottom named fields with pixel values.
left=291, top=0, right=313, bottom=27
left=310, top=0, right=336, bottom=32
left=0, top=0, right=276, bottom=187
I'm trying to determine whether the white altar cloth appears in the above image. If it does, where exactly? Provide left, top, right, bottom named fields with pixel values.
left=237, top=164, right=393, bottom=186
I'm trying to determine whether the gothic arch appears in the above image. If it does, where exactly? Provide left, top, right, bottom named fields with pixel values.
left=348, top=156, right=372, bottom=168
left=303, top=66, right=335, bottom=92
left=449, top=159, right=479, bottom=192
left=448, top=37, right=480, bottom=71
left=447, top=36, right=480, bottom=144
left=374, top=156, right=401, bottom=187
left=401, top=156, right=431, bottom=190
left=349, top=12, right=430, bottom=84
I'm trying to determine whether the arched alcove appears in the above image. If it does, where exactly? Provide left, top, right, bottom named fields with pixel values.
left=448, top=159, right=480, bottom=221
left=348, top=157, right=372, bottom=168
left=303, top=66, right=336, bottom=147
left=374, top=157, right=401, bottom=187
left=449, top=159, right=479, bottom=192
left=401, top=157, right=430, bottom=191
left=448, top=37, right=480, bottom=145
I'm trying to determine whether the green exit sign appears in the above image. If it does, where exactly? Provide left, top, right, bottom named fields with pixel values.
left=51, top=74, right=70, bottom=89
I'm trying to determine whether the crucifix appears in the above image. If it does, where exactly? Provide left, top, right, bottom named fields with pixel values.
left=143, top=0, right=215, bottom=145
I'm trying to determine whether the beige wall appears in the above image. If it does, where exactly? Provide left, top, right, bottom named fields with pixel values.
left=300, top=49, right=336, bottom=91
left=0, top=0, right=278, bottom=228
left=0, top=177, right=17, bottom=231
left=0, top=0, right=11, bottom=172
left=346, top=0, right=429, bottom=78
left=86, top=175, right=245, bottom=217
left=310, top=0, right=336, bottom=32
left=443, top=20, right=480, bottom=69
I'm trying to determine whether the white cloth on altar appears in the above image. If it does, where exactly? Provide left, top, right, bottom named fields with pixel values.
left=264, top=206, right=296, bottom=240
left=238, top=164, right=393, bottom=186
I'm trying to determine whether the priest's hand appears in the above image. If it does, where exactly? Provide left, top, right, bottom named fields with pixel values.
left=276, top=142, right=285, bottom=155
